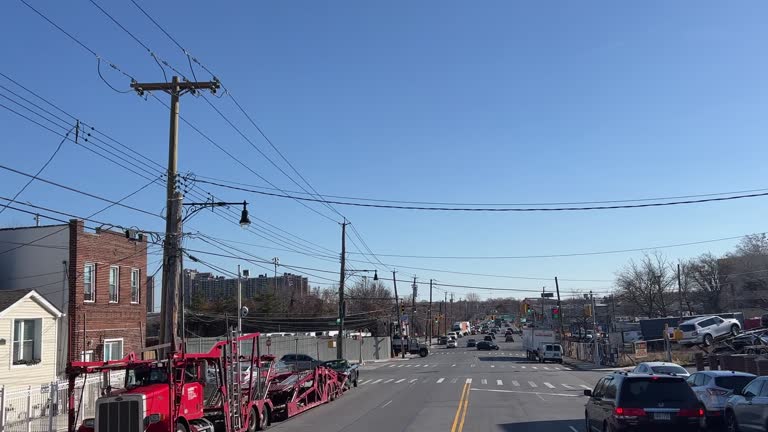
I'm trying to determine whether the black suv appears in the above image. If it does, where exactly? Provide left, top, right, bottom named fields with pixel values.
left=584, top=372, right=704, bottom=432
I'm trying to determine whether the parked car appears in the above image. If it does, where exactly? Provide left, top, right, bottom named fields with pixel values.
left=686, top=370, right=755, bottom=425
left=632, top=361, right=690, bottom=378
left=584, top=372, right=704, bottom=432
left=477, top=340, right=499, bottom=351
left=466, top=338, right=477, bottom=348
left=447, top=339, right=457, bottom=348
left=724, top=375, right=768, bottom=432
left=280, top=353, right=322, bottom=371
left=678, top=315, right=741, bottom=347
left=505, top=334, right=515, bottom=342
left=322, top=359, right=360, bottom=388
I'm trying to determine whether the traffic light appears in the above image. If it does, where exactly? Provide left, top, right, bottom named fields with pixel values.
left=400, top=304, right=405, bottom=314
left=552, top=307, right=560, bottom=319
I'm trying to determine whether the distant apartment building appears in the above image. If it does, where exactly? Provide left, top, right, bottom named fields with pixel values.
left=0, top=220, right=148, bottom=374
left=184, top=268, right=309, bottom=305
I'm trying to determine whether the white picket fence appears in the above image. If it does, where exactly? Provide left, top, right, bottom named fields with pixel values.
left=0, top=372, right=124, bottom=432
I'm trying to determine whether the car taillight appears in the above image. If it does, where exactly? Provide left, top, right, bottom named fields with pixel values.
left=706, top=388, right=729, bottom=396
left=615, top=407, right=645, bottom=417
left=677, top=408, right=705, bottom=417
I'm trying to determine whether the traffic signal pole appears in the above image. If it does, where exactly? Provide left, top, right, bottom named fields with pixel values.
left=555, top=277, right=564, bottom=337
left=392, top=271, right=405, bottom=358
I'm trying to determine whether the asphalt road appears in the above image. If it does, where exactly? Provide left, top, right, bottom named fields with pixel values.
left=268, top=339, right=608, bottom=432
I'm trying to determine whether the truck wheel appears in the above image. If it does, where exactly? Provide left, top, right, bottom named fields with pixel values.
left=254, top=406, right=269, bottom=431
left=419, top=348, right=428, bottom=357
left=175, top=422, right=188, bottom=432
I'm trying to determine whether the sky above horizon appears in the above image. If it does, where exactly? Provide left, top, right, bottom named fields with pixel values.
left=2, top=1, right=768, bottom=308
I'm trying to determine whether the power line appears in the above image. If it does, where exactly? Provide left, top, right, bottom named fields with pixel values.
left=191, top=178, right=768, bottom=212
left=0, top=125, right=74, bottom=216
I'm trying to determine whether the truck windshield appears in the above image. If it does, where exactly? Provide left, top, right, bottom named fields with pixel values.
left=126, top=367, right=169, bottom=388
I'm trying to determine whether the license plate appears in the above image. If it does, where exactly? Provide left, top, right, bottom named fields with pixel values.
left=653, top=413, right=671, bottom=421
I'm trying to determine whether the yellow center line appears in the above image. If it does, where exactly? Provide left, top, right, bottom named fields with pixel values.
left=450, top=383, right=469, bottom=432
left=458, top=389, right=470, bottom=432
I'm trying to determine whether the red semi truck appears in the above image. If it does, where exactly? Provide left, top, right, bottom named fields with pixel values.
left=67, top=332, right=347, bottom=432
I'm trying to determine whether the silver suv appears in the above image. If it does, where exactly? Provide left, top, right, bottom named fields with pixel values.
left=678, top=315, right=741, bottom=346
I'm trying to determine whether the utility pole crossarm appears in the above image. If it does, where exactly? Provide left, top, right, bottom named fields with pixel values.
left=130, top=80, right=220, bottom=95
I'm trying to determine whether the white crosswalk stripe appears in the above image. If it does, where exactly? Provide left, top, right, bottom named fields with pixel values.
left=360, top=380, right=371, bottom=385
left=410, top=379, right=418, bottom=383
left=528, top=381, right=538, bottom=388
left=466, top=378, right=473, bottom=384
left=521, top=366, right=526, bottom=369
left=372, top=379, right=383, bottom=384
left=405, top=365, right=411, bottom=368
left=544, top=382, right=555, bottom=388
left=497, top=380, right=503, bottom=386
left=562, top=384, right=574, bottom=390
left=384, top=379, right=394, bottom=383
left=490, top=365, right=495, bottom=368
left=580, top=385, right=592, bottom=390
left=451, top=378, right=458, bottom=383
left=481, top=379, right=487, bottom=385
left=395, top=378, right=406, bottom=383
left=532, top=366, right=538, bottom=370
left=436, top=378, right=445, bottom=383
left=451, top=364, right=456, bottom=367
left=512, top=381, right=520, bottom=386
left=543, top=367, right=551, bottom=370
left=397, top=365, right=404, bottom=368
left=388, top=365, right=396, bottom=368
left=471, top=364, right=476, bottom=367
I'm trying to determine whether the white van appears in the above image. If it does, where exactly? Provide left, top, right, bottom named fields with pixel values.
left=537, top=343, right=563, bottom=363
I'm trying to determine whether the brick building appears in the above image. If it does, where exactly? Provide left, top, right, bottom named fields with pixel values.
left=0, top=220, right=147, bottom=374
left=184, top=268, right=309, bottom=305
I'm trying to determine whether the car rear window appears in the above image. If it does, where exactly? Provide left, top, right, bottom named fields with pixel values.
left=714, top=376, right=755, bottom=392
left=620, top=378, right=697, bottom=408
left=650, top=365, right=688, bottom=375
left=553, top=345, right=561, bottom=352
left=679, top=324, right=695, bottom=332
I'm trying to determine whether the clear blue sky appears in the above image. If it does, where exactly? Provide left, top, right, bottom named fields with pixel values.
left=2, top=1, right=768, bottom=306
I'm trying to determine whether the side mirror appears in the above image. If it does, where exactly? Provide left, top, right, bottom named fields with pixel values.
left=583, top=389, right=592, bottom=397
left=732, top=388, right=742, bottom=396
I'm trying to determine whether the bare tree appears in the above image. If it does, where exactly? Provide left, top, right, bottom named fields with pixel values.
left=733, top=234, right=768, bottom=257
left=346, top=280, right=393, bottom=319
left=615, top=251, right=675, bottom=317
left=686, top=253, right=726, bottom=313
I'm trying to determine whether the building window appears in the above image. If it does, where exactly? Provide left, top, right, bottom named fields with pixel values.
left=13, top=319, right=41, bottom=365
left=109, top=266, right=119, bottom=303
left=103, top=339, right=123, bottom=361
left=80, top=351, right=93, bottom=361
left=83, top=263, right=95, bottom=302
left=131, top=269, right=140, bottom=304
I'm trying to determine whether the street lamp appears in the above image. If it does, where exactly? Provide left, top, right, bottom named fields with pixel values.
left=183, top=199, right=251, bottom=229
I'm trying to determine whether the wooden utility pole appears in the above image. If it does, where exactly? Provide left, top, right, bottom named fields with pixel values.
left=336, top=221, right=347, bottom=359
left=428, top=279, right=433, bottom=345
left=555, top=277, right=564, bottom=337
left=392, top=271, right=404, bottom=358
left=130, top=76, right=219, bottom=357
left=677, top=263, right=683, bottom=318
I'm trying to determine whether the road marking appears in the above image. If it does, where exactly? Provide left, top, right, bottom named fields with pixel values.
left=372, top=379, right=382, bottom=384
left=410, top=379, right=418, bottom=383
left=562, top=384, right=574, bottom=389
left=532, top=366, right=538, bottom=370
left=360, top=380, right=371, bottom=385
left=470, top=388, right=578, bottom=398
left=569, top=427, right=579, bottom=432
left=451, top=383, right=471, bottom=432
left=437, top=378, right=445, bottom=383
left=490, top=365, right=495, bottom=368
left=471, top=364, right=476, bottom=367
left=466, top=378, right=473, bottom=384
left=451, top=378, right=458, bottom=383
left=384, top=379, right=394, bottom=383
left=481, top=379, right=487, bottom=384
left=397, top=365, right=404, bottom=368
left=528, top=381, right=538, bottom=388
left=521, top=366, right=526, bottom=369
left=381, top=400, right=392, bottom=408
left=395, top=379, right=405, bottom=383
left=511, top=380, right=520, bottom=386
left=543, top=367, right=551, bottom=370
left=452, top=364, right=456, bottom=367
left=388, top=364, right=396, bottom=368
left=497, top=380, right=503, bottom=386
left=405, top=365, right=412, bottom=368
left=544, top=382, right=555, bottom=388
left=580, top=385, right=592, bottom=390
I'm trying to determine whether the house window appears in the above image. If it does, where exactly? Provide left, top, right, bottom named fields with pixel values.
left=83, top=263, right=95, bottom=302
left=80, top=351, right=93, bottom=361
left=109, top=266, right=119, bottom=303
left=131, top=269, right=140, bottom=304
left=103, top=339, right=123, bottom=361
left=13, top=319, right=41, bottom=365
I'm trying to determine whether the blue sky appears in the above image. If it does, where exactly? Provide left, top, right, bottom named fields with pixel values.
left=2, top=1, right=768, bottom=306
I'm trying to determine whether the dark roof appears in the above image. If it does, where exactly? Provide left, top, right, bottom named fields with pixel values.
left=0, top=289, right=33, bottom=313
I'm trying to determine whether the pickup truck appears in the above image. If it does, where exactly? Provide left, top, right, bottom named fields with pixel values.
left=321, top=359, right=359, bottom=388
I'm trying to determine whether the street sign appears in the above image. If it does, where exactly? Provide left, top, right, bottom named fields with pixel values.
left=634, top=341, right=648, bottom=358
left=541, top=293, right=554, bottom=298
left=266, top=337, right=272, bottom=347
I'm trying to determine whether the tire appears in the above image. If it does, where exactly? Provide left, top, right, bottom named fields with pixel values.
left=419, top=347, right=428, bottom=357
left=585, top=414, right=590, bottom=432
left=726, top=410, right=740, bottom=432
left=175, top=422, right=188, bottom=432
left=353, top=375, right=359, bottom=387
left=704, top=334, right=714, bottom=347
left=731, top=325, right=740, bottom=336
left=603, top=421, right=612, bottom=432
